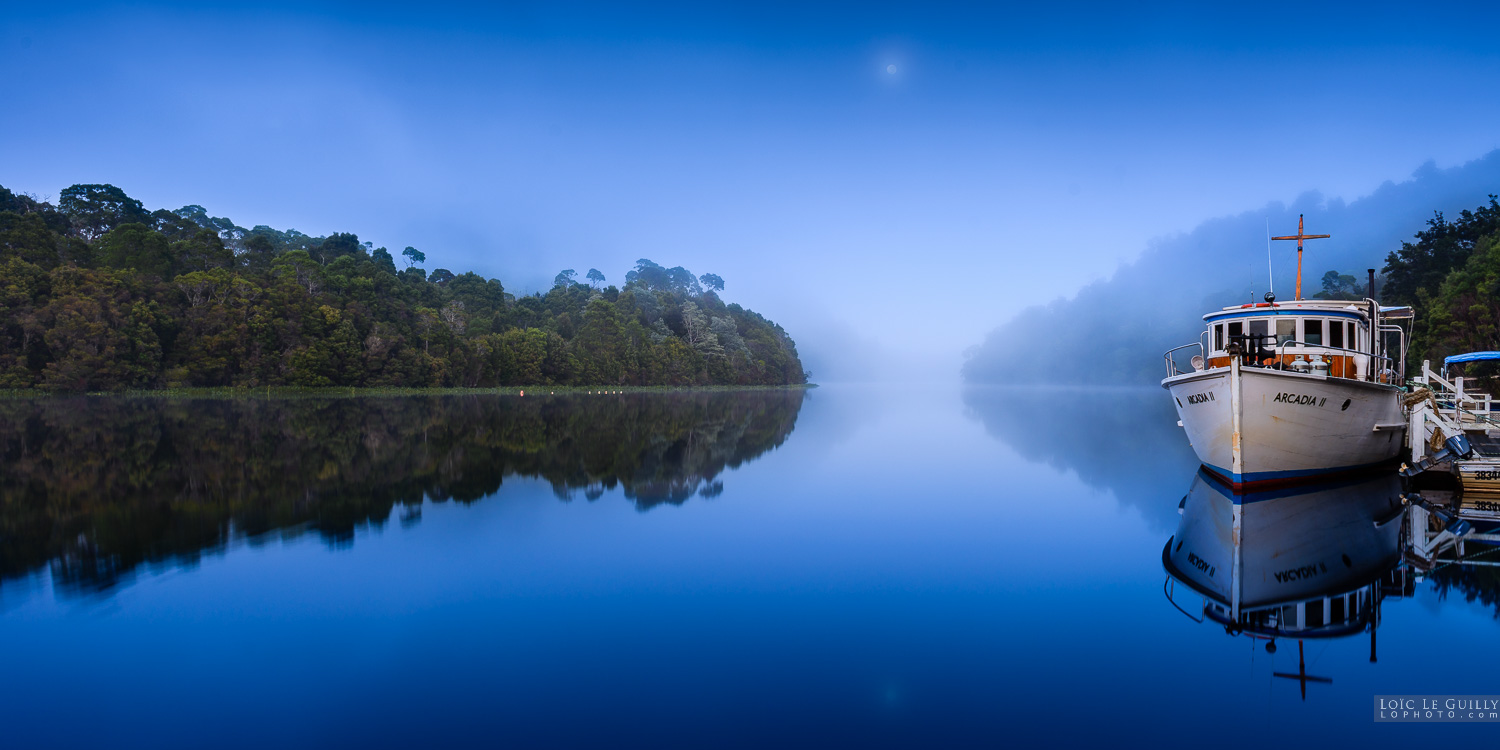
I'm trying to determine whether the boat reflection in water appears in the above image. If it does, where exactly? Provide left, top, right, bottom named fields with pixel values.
left=1162, top=468, right=1410, bottom=697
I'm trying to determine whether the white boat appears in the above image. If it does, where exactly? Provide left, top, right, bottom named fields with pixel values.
left=1160, top=218, right=1411, bottom=490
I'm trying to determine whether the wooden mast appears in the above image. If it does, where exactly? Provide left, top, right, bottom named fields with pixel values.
left=1272, top=214, right=1331, bottom=301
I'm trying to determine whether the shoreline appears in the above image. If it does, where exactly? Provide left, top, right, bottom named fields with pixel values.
left=0, top=384, right=818, bottom=400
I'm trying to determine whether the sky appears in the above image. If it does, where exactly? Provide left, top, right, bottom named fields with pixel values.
left=4, top=1, right=1500, bottom=380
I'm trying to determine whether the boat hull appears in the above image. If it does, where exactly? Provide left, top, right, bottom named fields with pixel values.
left=1163, top=366, right=1404, bottom=490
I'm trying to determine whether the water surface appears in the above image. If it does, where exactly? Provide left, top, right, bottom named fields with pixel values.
left=1, top=386, right=1495, bottom=747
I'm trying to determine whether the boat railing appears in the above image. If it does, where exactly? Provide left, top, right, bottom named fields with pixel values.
left=1163, top=342, right=1205, bottom=378
left=1268, top=341, right=1404, bottom=384
left=1415, top=360, right=1496, bottom=426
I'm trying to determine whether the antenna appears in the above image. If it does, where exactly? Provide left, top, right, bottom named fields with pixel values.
left=1266, top=218, right=1274, bottom=297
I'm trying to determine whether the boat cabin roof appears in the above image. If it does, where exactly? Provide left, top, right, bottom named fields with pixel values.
left=1202, top=298, right=1371, bottom=323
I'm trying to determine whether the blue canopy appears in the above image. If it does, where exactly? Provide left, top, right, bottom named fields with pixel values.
left=1445, top=351, right=1500, bottom=365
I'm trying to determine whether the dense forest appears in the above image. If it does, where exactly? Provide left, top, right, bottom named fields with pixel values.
left=0, top=390, right=807, bottom=596
left=1379, top=195, right=1500, bottom=381
left=0, top=183, right=805, bottom=389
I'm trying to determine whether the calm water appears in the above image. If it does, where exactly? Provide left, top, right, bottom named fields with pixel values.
left=2, top=386, right=1497, bottom=747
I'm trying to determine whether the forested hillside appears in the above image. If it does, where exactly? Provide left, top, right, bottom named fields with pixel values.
left=1382, top=195, right=1500, bottom=380
left=0, top=183, right=805, bottom=390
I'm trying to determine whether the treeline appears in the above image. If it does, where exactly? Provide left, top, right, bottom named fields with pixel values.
left=1378, top=195, right=1500, bottom=377
left=0, top=183, right=805, bottom=389
left=0, top=390, right=807, bottom=595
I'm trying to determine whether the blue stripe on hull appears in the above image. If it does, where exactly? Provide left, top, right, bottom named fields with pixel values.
left=1200, top=461, right=1396, bottom=500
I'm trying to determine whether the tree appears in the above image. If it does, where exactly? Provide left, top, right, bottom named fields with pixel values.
left=242, top=233, right=277, bottom=273
left=554, top=269, right=578, bottom=288
left=1383, top=196, right=1500, bottom=305
left=372, top=246, right=397, bottom=272
left=429, top=268, right=456, bottom=286
left=402, top=246, right=425, bottom=268
left=1312, top=270, right=1363, bottom=300
left=586, top=268, right=606, bottom=288
left=59, top=184, right=150, bottom=242
left=315, top=233, right=363, bottom=264
left=699, top=273, right=725, bottom=293
left=172, top=228, right=234, bottom=273
left=97, top=223, right=174, bottom=277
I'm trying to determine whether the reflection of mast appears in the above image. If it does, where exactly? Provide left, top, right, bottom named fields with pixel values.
left=1272, top=640, right=1332, bottom=701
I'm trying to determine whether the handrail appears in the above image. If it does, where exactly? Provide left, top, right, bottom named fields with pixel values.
left=1163, top=342, right=1205, bottom=378
left=1268, top=340, right=1402, bottom=383
left=1378, top=324, right=1407, bottom=380
left=1163, top=575, right=1205, bottom=624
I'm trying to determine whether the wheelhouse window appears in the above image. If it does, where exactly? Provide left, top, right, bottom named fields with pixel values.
left=1228, top=321, right=1243, bottom=342
left=1304, top=319, right=1324, bottom=346
left=1276, top=318, right=1295, bottom=346
left=1305, top=599, right=1325, bottom=628
left=1213, top=324, right=1224, bottom=350
left=1248, top=319, right=1269, bottom=339
left=1329, top=320, right=1344, bottom=348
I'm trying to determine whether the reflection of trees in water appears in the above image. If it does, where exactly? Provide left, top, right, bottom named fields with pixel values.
left=961, top=386, right=1198, bottom=531
left=0, top=390, right=806, bottom=597
left=1426, top=558, right=1500, bottom=619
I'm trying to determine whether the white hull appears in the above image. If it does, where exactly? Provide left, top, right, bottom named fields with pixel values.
left=1163, top=364, right=1404, bottom=488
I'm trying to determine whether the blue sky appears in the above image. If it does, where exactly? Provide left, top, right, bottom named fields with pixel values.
left=4, top=2, right=1499, bottom=379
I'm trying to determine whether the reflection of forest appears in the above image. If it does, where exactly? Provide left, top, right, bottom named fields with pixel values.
left=0, top=390, right=806, bottom=595
left=1426, top=560, right=1500, bottom=619
left=962, top=386, right=1198, bottom=531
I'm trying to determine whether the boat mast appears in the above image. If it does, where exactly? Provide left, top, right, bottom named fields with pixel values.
left=1272, top=214, right=1331, bottom=301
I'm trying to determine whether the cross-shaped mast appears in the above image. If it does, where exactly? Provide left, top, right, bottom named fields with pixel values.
left=1271, top=214, right=1331, bottom=301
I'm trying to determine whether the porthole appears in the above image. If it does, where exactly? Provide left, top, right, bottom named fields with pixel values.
left=1341, top=399, right=1351, bottom=411
left=1176, top=397, right=1183, bottom=408
left=1341, top=554, right=1352, bottom=568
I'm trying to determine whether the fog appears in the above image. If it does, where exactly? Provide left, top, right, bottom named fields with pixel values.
left=4, top=4, right=1500, bottom=383
left=964, top=151, right=1500, bottom=385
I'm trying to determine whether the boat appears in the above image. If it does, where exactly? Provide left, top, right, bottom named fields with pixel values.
left=1160, top=215, right=1411, bottom=490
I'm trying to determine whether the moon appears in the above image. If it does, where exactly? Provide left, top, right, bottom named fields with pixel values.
left=886, top=64, right=897, bottom=74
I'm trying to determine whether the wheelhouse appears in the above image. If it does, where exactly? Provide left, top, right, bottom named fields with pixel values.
left=1167, top=298, right=1412, bottom=383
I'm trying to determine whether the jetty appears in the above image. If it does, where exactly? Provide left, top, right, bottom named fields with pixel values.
left=1399, top=354, right=1500, bottom=570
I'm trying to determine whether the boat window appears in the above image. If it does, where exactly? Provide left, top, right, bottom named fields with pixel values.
left=1329, top=596, right=1345, bottom=623
left=1276, top=318, right=1295, bottom=346
left=1248, top=319, right=1269, bottom=339
left=1281, top=604, right=1298, bottom=628
left=1329, top=320, right=1344, bottom=348
left=1348, top=322, right=1356, bottom=349
left=1213, top=324, right=1224, bottom=350
left=1305, top=599, right=1324, bottom=628
left=1228, top=321, right=1243, bottom=341
left=1304, top=319, right=1324, bottom=346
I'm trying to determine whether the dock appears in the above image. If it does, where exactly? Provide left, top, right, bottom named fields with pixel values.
left=1400, top=359, right=1500, bottom=570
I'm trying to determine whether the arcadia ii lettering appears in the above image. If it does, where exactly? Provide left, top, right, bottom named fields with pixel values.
left=1186, top=392, right=1215, bottom=405
left=1273, top=392, right=1326, bottom=407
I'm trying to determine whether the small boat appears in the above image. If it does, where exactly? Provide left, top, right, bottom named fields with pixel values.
left=1160, top=216, right=1411, bottom=490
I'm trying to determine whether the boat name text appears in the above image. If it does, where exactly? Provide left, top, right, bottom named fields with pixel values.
left=1186, top=392, right=1215, bottom=405
left=1186, top=552, right=1216, bottom=577
left=1272, top=392, right=1326, bottom=407
left=1273, top=562, right=1327, bottom=583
